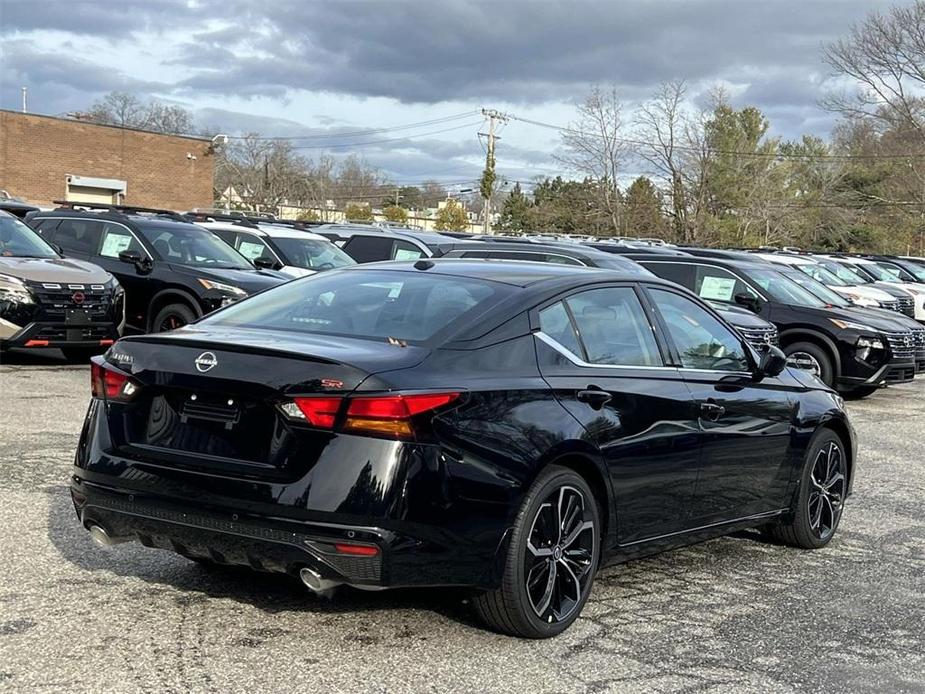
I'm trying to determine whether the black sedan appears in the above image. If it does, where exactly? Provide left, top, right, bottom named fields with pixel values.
left=71, top=260, right=856, bottom=638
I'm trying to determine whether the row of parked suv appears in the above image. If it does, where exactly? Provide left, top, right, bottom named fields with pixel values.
left=2, top=201, right=924, bottom=398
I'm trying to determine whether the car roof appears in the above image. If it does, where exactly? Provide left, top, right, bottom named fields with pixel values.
left=194, top=219, right=327, bottom=241
left=756, top=253, right=816, bottom=265
left=637, top=254, right=771, bottom=272
left=354, top=258, right=661, bottom=289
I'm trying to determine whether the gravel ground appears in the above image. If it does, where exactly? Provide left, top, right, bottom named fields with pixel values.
left=1, top=350, right=923, bottom=693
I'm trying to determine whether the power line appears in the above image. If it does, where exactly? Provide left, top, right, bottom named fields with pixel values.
left=287, top=120, right=482, bottom=150
left=227, top=111, right=480, bottom=141
left=505, top=112, right=925, bottom=162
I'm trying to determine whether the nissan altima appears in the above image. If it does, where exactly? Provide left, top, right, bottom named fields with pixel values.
left=71, top=259, right=856, bottom=638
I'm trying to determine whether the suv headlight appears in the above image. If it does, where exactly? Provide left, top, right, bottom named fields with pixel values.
left=197, top=278, right=248, bottom=306
left=856, top=335, right=885, bottom=361
left=0, top=273, right=34, bottom=305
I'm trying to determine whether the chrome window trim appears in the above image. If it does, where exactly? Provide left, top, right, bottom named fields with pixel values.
left=534, top=330, right=673, bottom=371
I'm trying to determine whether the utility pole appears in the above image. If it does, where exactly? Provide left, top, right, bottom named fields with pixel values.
left=21, top=87, right=27, bottom=113
left=480, top=108, right=508, bottom=234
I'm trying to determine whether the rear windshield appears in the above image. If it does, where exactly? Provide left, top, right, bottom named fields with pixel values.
left=202, top=269, right=507, bottom=343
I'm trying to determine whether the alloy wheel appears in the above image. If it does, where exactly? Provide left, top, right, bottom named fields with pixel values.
left=807, top=441, right=845, bottom=541
left=523, top=485, right=596, bottom=624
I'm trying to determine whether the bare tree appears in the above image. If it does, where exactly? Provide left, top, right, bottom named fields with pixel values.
left=85, top=91, right=195, bottom=135
left=635, top=80, right=692, bottom=241
left=823, top=2, right=925, bottom=139
left=555, top=86, right=628, bottom=232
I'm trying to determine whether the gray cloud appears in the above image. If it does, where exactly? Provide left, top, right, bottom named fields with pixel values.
left=0, top=0, right=893, bottom=171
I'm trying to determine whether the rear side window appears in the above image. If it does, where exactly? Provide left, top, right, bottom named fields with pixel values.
left=32, top=218, right=60, bottom=236
left=642, top=261, right=694, bottom=288
left=53, top=219, right=102, bottom=254
left=539, top=302, right=583, bottom=356
left=203, top=270, right=507, bottom=343
left=342, top=236, right=394, bottom=263
left=693, top=266, right=757, bottom=302
left=564, top=287, right=661, bottom=366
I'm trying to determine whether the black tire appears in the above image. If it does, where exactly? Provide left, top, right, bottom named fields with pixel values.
left=784, top=341, right=834, bottom=387
left=767, top=430, right=847, bottom=549
left=152, top=303, right=196, bottom=333
left=843, top=385, right=879, bottom=400
left=472, top=465, right=600, bottom=638
left=61, top=346, right=103, bottom=363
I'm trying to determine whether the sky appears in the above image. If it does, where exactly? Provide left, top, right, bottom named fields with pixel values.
left=0, top=0, right=890, bottom=191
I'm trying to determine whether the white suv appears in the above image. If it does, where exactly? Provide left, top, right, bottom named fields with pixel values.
left=190, top=216, right=356, bottom=279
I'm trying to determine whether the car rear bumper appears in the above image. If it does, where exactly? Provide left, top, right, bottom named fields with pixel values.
left=70, top=476, right=507, bottom=590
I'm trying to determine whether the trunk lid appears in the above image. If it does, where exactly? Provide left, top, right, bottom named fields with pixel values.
left=102, top=326, right=428, bottom=479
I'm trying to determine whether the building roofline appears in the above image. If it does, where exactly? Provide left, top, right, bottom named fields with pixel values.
left=0, top=109, right=211, bottom=143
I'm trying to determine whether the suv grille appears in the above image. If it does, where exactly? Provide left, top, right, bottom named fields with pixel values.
left=884, top=330, right=916, bottom=361
left=739, top=326, right=779, bottom=349
left=879, top=299, right=900, bottom=312
left=26, top=282, right=114, bottom=321
left=897, top=296, right=915, bottom=317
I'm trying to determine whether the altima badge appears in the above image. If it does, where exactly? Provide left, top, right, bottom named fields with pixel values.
left=194, top=352, right=218, bottom=373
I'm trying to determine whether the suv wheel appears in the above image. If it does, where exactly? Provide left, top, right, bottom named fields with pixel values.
left=472, top=465, right=600, bottom=638
left=152, top=303, right=196, bottom=333
left=766, top=430, right=847, bottom=549
left=784, top=341, right=834, bottom=387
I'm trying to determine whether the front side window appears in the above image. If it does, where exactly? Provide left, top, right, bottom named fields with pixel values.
left=693, top=266, right=757, bottom=303
left=99, top=223, right=146, bottom=258
left=392, top=240, right=424, bottom=261
left=204, top=269, right=506, bottom=343
left=235, top=234, right=274, bottom=262
left=649, top=288, right=750, bottom=372
left=563, top=287, right=661, bottom=366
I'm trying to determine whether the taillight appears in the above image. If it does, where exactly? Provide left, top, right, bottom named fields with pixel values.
left=343, top=393, right=460, bottom=439
left=281, top=392, right=461, bottom=440
left=90, top=357, right=139, bottom=401
left=292, top=396, right=343, bottom=428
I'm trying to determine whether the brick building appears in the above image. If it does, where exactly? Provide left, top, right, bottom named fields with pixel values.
left=0, top=110, right=214, bottom=210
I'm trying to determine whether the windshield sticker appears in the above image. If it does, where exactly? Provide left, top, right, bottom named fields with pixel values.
left=699, top=276, right=736, bottom=301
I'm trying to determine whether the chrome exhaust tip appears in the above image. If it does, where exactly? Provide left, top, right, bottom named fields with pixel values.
left=88, top=525, right=130, bottom=548
left=299, top=567, right=341, bottom=596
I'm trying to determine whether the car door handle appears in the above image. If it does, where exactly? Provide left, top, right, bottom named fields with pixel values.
left=700, top=402, right=725, bottom=421
left=577, top=387, right=612, bottom=410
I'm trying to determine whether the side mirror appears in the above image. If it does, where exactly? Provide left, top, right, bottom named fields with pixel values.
left=253, top=256, right=278, bottom=270
left=118, top=249, right=151, bottom=273
left=754, top=344, right=787, bottom=380
left=734, top=292, right=761, bottom=313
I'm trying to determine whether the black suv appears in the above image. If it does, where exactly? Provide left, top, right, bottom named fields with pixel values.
left=29, top=204, right=288, bottom=333
left=638, top=255, right=916, bottom=396
left=443, top=242, right=781, bottom=350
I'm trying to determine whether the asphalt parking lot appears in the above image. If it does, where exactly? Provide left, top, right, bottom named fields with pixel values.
left=1, top=350, right=923, bottom=694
